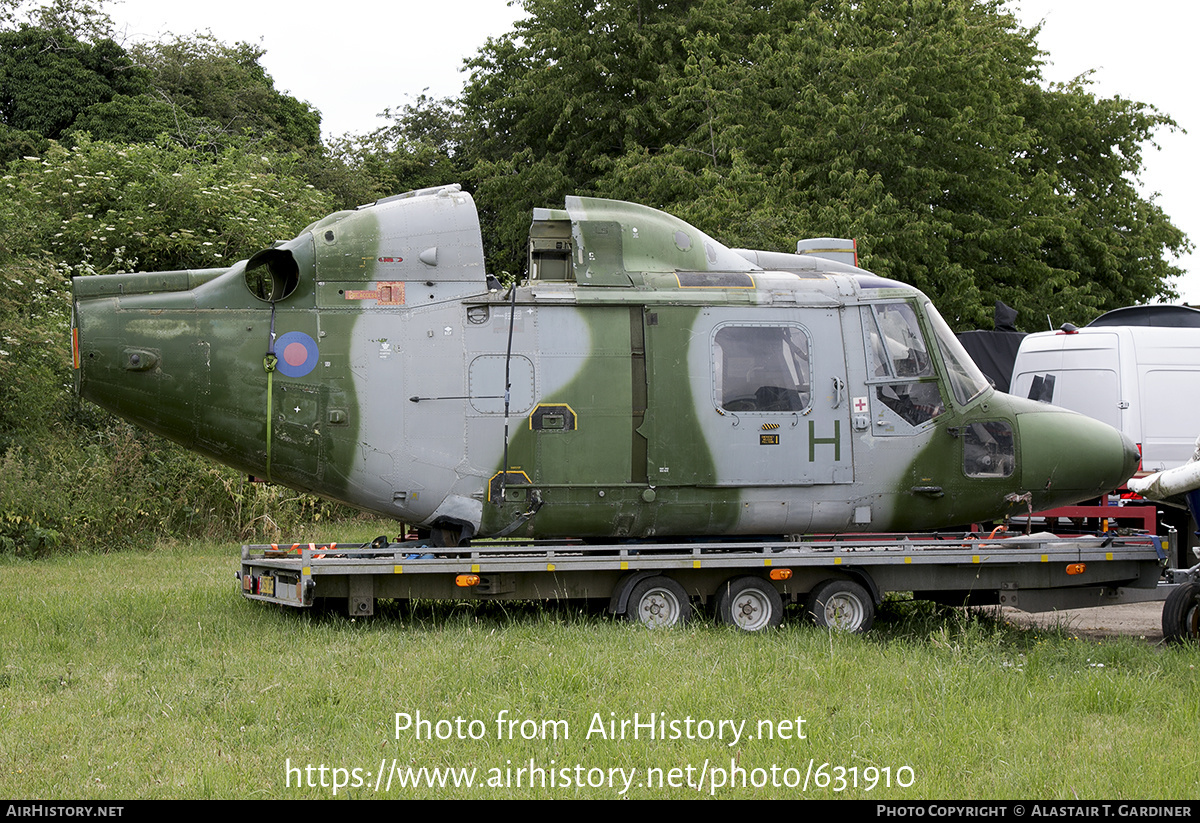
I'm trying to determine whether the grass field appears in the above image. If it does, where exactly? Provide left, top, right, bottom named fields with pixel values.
left=2, top=532, right=1198, bottom=799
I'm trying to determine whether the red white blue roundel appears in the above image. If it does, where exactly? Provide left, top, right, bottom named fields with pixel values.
left=276, top=331, right=319, bottom=378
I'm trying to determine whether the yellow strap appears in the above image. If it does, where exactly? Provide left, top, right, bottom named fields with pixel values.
left=263, top=353, right=277, bottom=483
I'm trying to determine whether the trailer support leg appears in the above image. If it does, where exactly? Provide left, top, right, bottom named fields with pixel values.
left=348, top=576, right=375, bottom=617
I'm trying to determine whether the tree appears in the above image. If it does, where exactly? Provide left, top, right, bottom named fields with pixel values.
left=0, top=24, right=149, bottom=149
left=1, top=0, right=113, bottom=42
left=336, top=94, right=467, bottom=205
left=0, top=3, right=324, bottom=158
left=0, top=135, right=339, bottom=554
left=452, top=0, right=1188, bottom=327
left=0, top=1, right=362, bottom=554
left=458, top=0, right=747, bottom=273
left=130, top=34, right=322, bottom=152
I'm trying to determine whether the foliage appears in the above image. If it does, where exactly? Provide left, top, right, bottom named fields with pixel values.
left=0, top=135, right=333, bottom=274
left=0, top=3, right=364, bottom=556
left=0, top=257, right=70, bottom=441
left=1, top=0, right=113, bottom=41
left=0, top=23, right=150, bottom=160
left=347, top=94, right=467, bottom=197
left=458, top=0, right=713, bottom=273
left=129, top=34, right=323, bottom=152
left=0, top=132, right=343, bottom=553
left=456, top=0, right=1189, bottom=328
left=0, top=2, right=322, bottom=157
left=0, top=428, right=363, bottom=556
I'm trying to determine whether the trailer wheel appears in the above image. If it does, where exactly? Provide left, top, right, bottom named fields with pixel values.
left=808, top=579, right=875, bottom=633
left=715, top=577, right=783, bottom=631
left=623, top=576, right=690, bottom=628
left=1162, top=581, right=1200, bottom=643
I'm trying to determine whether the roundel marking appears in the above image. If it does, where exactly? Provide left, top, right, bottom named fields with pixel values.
left=275, top=331, right=319, bottom=378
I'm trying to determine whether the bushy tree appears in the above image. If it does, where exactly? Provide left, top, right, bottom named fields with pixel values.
left=454, top=0, right=1188, bottom=327
left=1, top=135, right=332, bottom=274
left=0, top=2, right=324, bottom=159
left=130, top=34, right=322, bottom=152
left=0, top=23, right=151, bottom=159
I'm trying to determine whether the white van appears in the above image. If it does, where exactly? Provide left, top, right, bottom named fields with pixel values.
left=1011, top=311, right=1200, bottom=474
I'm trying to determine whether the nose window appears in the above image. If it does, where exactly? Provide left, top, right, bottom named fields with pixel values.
left=963, top=421, right=1015, bottom=478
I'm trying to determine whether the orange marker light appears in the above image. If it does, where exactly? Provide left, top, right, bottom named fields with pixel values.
left=1066, top=563, right=1086, bottom=575
left=455, top=574, right=481, bottom=587
left=769, top=569, right=793, bottom=581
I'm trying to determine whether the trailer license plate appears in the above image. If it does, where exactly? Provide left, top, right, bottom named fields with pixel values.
left=259, top=575, right=275, bottom=597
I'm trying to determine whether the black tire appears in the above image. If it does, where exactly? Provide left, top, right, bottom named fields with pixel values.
left=1162, top=580, right=1200, bottom=643
left=807, top=579, right=875, bottom=633
left=623, top=576, right=690, bottom=628
left=715, top=576, right=784, bottom=631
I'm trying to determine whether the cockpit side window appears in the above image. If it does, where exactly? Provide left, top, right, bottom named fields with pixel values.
left=872, top=303, right=934, bottom=378
left=865, top=303, right=945, bottom=427
left=713, top=324, right=812, bottom=413
left=924, top=300, right=991, bottom=406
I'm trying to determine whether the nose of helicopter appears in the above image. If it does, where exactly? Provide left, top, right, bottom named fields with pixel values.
left=1017, top=408, right=1141, bottom=508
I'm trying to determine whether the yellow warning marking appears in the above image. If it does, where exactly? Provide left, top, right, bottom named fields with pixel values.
left=972, top=555, right=981, bottom=564
left=302, top=566, right=311, bottom=575
left=1105, top=552, right=1114, bottom=561
left=471, top=564, right=480, bottom=573
left=764, top=558, right=773, bottom=566
left=394, top=565, right=403, bottom=574
left=1041, top=555, right=1049, bottom=563
left=693, top=560, right=702, bottom=568
left=620, top=561, right=628, bottom=570
left=904, top=557, right=912, bottom=564
left=834, top=557, right=842, bottom=565
left=547, top=563, right=556, bottom=572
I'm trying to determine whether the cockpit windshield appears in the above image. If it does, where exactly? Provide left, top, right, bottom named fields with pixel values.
left=924, top=301, right=991, bottom=406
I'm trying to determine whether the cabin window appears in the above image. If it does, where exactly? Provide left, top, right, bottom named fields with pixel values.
left=865, top=303, right=945, bottom=426
left=713, top=324, right=811, bottom=412
left=963, top=421, right=1015, bottom=478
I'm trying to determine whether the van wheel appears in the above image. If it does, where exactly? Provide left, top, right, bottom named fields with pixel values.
left=623, top=576, right=690, bottom=628
left=1163, top=581, right=1200, bottom=643
left=715, top=577, right=783, bottom=631
left=807, top=579, right=875, bottom=633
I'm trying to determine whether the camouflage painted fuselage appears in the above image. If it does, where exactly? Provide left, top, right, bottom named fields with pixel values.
left=72, top=186, right=1139, bottom=540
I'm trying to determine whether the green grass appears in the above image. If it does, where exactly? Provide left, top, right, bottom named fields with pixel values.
left=2, top=536, right=1198, bottom=799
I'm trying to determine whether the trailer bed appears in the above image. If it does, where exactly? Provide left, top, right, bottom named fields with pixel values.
left=239, top=532, right=1171, bottom=632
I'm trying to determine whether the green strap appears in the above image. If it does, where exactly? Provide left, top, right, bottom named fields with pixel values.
left=263, top=353, right=277, bottom=483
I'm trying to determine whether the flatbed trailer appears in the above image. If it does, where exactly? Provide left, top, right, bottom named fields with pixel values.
left=238, top=531, right=1187, bottom=634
